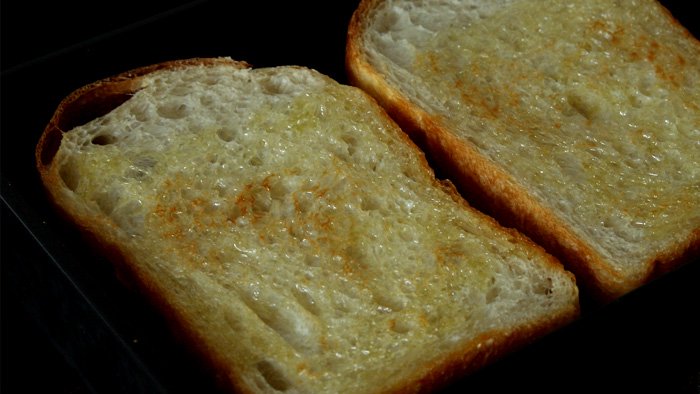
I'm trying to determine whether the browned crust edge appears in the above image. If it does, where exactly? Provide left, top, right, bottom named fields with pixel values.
left=383, top=307, right=580, bottom=394
left=35, top=57, right=256, bottom=394
left=346, top=0, right=700, bottom=304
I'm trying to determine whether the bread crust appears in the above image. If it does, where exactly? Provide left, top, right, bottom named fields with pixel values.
left=346, top=0, right=700, bottom=303
left=381, top=311, right=579, bottom=393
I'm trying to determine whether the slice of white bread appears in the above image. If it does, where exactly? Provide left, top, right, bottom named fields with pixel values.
left=346, top=0, right=700, bottom=301
left=36, top=58, right=578, bottom=393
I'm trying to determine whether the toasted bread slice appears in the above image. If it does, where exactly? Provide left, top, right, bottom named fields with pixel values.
left=36, top=58, right=578, bottom=393
left=346, top=0, right=700, bottom=301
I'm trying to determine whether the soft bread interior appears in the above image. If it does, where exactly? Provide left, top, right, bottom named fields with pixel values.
left=40, top=60, right=578, bottom=393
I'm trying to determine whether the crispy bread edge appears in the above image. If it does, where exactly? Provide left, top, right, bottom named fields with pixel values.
left=387, top=309, right=579, bottom=394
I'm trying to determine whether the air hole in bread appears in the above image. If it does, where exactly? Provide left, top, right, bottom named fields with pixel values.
left=389, top=318, right=412, bottom=334
left=216, top=127, right=238, bottom=142
left=360, top=195, right=381, bottom=211
left=372, top=291, right=406, bottom=312
left=59, top=159, right=80, bottom=191
left=535, top=277, right=555, bottom=296
left=485, top=284, right=500, bottom=304
left=157, top=100, right=190, bottom=119
left=91, top=134, right=117, bottom=146
left=255, top=360, right=290, bottom=392
left=249, top=156, right=263, bottom=166
left=341, top=134, right=358, bottom=156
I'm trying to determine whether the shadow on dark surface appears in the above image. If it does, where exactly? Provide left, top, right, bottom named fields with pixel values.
left=2, top=267, right=92, bottom=394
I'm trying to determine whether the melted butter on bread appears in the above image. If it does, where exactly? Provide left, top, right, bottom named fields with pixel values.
left=43, top=60, right=578, bottom=393
left=412, top=0, right=700, bottom=269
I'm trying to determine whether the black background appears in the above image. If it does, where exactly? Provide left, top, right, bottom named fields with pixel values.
left=2, top=1, right=699, bottom=393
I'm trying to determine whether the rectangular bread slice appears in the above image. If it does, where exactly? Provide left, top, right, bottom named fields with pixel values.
left=35, top=58, right=578, bottom=393
left=346, top=0, right=700, bottom=301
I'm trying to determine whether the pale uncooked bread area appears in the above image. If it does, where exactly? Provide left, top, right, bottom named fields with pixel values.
left=48, top=63, right=577, bottom=393
left=361, top=0, right=700, bottom=280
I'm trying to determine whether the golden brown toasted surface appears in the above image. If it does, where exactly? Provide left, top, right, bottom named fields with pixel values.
left=346, top=0, right=700, bottom=301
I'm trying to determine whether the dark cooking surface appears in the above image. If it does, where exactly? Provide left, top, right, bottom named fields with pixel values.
left=2, top=1, right=698, bottom=393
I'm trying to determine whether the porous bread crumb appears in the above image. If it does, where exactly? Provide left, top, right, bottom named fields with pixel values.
left=45, top=62, right=578, bottom=393
left=351, top=0, right=700, bottom=297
